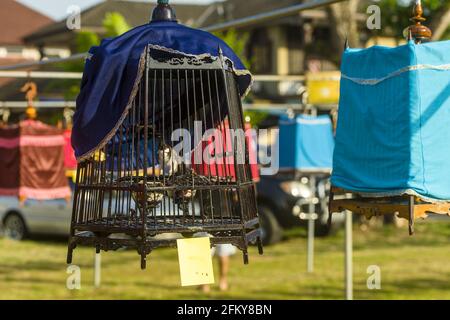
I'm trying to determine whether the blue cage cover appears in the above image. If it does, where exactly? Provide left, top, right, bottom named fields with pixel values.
left=332, top=40, right=450, bottom=200
left=279, top=114, right=334, bottom=171
left=72, top=20, right=252, bottom=161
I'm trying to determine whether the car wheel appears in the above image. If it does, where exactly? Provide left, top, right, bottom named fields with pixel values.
left=314, top=221, right=333, bottom=237
left=258, top=205, right=283, bottom=245
left=314, top=210, right=341, bottom=237
left=3, top=213, right=28, bottom=241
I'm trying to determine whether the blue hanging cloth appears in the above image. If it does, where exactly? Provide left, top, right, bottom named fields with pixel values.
left=72, top=20, right=252, bottom=161
left=332, top=40, right=450, bottom=200
left=279, top=114, right=335, bottom=172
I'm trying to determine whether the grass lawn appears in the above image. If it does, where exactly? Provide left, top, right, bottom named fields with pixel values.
left=0, top=219, right=449, bottom=300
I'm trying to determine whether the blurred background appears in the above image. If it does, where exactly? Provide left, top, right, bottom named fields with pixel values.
left=0, top=0, right=449, bottom=300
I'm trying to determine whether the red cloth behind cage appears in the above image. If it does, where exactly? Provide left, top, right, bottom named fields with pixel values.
left=192, top=122, right=259, bottom=182
left=64, top=129, right=77, bottom=170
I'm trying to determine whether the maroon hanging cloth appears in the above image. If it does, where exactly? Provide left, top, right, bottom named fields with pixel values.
left=0, top=124, right=20, bottom=196
left=0, top=120, right=71, bottom=200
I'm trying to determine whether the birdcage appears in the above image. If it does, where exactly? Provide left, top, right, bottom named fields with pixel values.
left=67, top=42, right=262, bottom=269
left=328, top=1, right=450, bottom=234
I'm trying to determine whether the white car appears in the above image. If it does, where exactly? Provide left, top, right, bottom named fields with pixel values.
left=0, top=196, right=72, bottom=240
left=0, top=195, right=201, bottom=240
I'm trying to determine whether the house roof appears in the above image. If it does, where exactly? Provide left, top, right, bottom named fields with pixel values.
left=0, top=0, right=53, bottom=46
left=23, top=0, right=348, bottom=48
left=198, top=0, right=367, bottom=30
left=24, top=0, right=209, bottom=47
left=197, top=0, right=306, bottom=28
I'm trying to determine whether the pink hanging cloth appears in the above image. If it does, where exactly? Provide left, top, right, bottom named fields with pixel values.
left=0, top=120, right=72, bottom=200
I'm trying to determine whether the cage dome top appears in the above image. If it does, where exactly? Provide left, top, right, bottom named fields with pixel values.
left=72, top=2, right=252, bottom=161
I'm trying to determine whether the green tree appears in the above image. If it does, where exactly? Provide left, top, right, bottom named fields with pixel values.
left=214, top=29, right=267, bottom=127
left=103, top=12, right=131, bottom=38
left=46, top=12, right=131, bottom=100
left=214, top=29, right=251, bottom=69
left=327, top=0, right=361, bottom=61
left=378, top=0, right=450, bottom=40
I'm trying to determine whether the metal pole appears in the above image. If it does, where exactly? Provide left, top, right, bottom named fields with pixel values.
left=253, top=75, right=305, bottom=82
left=94, top=252, right=101, bottom=288
left=204, top=0, right=348, bottom=32
left=307, top=175, right=316, bottom=273
left=345, top=210, right=353, bottom=300
left=0, top=71, right=304, bottom=81
left=0, top=53, right=87, bottom=71
left=0, top=70, right=83, bottom=79
left=306, top=106, right=318, bottom=273
left=0, top=101, right=317, bottom=111
left=0, top=101, right=76, bottom=108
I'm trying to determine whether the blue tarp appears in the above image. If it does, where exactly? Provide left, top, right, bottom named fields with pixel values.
left=72, top=20, right=252, bottom=161
left=279, top=114, right=334, bottom=171
left=331, top=40, right=450, bottom=200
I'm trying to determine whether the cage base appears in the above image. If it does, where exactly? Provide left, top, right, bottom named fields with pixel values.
left=72, top=217, right=258, bottom=235
left=67, top=226, right=262, bottom=269
left=328, top=186, right=450, bottom=235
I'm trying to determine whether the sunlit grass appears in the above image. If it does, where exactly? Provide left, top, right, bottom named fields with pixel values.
left=0, top=220, right=449, bottom=300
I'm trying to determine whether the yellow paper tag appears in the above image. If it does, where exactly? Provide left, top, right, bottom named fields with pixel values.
left=177, top=237, right=214, bottom=287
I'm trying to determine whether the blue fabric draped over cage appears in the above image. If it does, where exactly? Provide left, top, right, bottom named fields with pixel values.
left=72, top=20, right=252, bottom=161
left=279, top=114, right=334, bottom=171
left=331, top=40, right=450, bottom=200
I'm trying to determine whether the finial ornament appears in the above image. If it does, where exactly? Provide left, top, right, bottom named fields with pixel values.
left=218, top=46, right=224, bottom=63
left=407, top=0, right=432, bottom=43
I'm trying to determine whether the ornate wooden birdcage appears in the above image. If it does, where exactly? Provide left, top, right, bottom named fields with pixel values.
left=67, top=1, right=262, bottom=269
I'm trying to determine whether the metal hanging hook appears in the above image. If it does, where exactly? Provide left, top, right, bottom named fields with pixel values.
left=407, top=28, right=413, bottom=41
left=20, top=81, right=38, bottom=120
left=0, top=108, right=10, bottom=124
left=151, top=0, right=177, bottom=22
left=63, top=108, right=75, bottom=129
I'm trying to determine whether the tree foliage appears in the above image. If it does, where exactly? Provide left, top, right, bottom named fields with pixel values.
left=214, top=29, right=268, bottom=127
left=214, top=29, right=251, bottom=69
left=378, top=0, right=450, bottom=40
left=48, top=12, right=131, bottom=100
left=103, top=12, right=131, bottom=38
